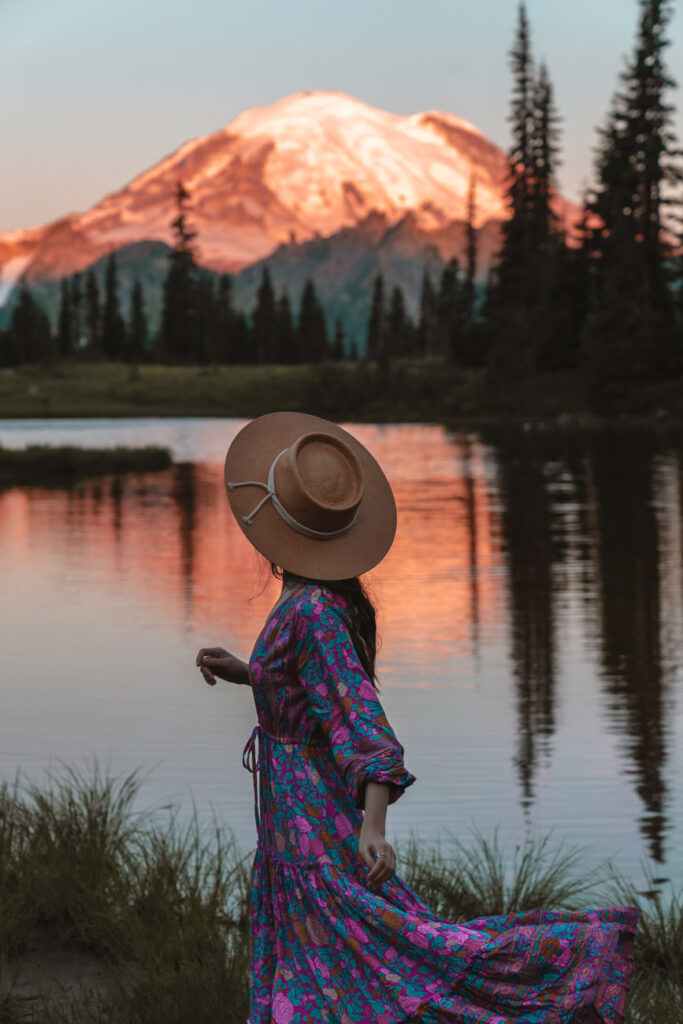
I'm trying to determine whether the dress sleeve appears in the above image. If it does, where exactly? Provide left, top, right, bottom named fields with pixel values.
left=294, top=589, right=417, bottom=810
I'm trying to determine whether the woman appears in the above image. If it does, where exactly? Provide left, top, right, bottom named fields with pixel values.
left=196, top=411, right=639, bottom=1024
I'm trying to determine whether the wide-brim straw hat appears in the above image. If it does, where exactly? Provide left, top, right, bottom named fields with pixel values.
left=224, top=411, right=397, bottom=580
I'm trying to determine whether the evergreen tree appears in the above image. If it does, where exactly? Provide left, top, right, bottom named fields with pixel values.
left=510, top=2, right=534, bottom=173
left=297, top=280, right=327, bottom=362
left=195, top=273, right=219, bottom=365
left=586, top=0, right=682, bottom=382
left=0, top=328, right=16, bottom=368
left=477, top=267, right=499, bottom=364
left=127, top=280, right=148, bottom=364
left=9, top=285, right=52, bottom=364
left=527, top=61, right=569, bottom=371
left=490, top=0, right=536, bottom=376
left=214, top=274, right=238, bottom=364
left=276, top=292, right=296, bottom=363
left=252, top=268, right=278, bottom=364
left=232, top=311, right=251, bottom=365
left=581, top=214, right=670, bottom=409
left=489, top=4, right=564, bottom=378
left=102, top=253, right=126, bottom=361
left=507, top=1, right=535, bottom=241
left=546, top=195, right=592, bottom=370
left=534, top=238, right=581, bottom=371
left=70, top=274, right=85, bottom=356
left=366, top=274, right=386, bottom=363
left=388, top=286, right=413, bottom=358
left=85, top=270, right=102, bottom=360
left=459, top=174, right=483, bottom=367
left=417, top=266, right=438, bottom=357
left=436, top=259, right=463, bottom=363
left=330, top=318, right=345, bottom=360
left=158, top=181, right=202, bottom=364
left=464, top=173, right=478, bottom=329
left=57, top=278, right=74, bottom=360
left=531, top=63, right=562, bottom=247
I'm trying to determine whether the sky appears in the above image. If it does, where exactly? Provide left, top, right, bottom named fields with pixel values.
left=2, top=0, right=682, bottom=233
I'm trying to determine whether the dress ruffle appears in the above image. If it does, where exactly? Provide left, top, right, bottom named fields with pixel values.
left=247, top=845, right=639, bottom=1024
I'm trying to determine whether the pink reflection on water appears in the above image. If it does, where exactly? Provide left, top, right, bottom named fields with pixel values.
left=0, top=425, right=504, bottom=682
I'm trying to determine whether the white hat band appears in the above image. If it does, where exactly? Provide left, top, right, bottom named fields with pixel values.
left=227, top=448, right=359, bottom=541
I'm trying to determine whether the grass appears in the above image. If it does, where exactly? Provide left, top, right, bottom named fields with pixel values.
left=0, top=360, right=610, bottom=423
left=0, top=762, right=680, bottom=1023
left=0, top=762, right=252, bottom=1024
left=0, top=444, right=174, bottom=489
left=3, top=357, right=682, bottom=424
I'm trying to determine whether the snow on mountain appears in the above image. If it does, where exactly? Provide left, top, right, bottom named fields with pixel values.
left=0, top=90, right=584, bottom=312
left=0, top=91, right=520, bottom=297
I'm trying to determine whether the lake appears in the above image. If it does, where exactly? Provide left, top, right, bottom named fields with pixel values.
left=1, top=416, right=682, bottom=890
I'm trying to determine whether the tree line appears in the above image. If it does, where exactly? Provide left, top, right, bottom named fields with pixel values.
left=2, top=0, right=682, bottom=409
left=0, top=186, right=348, bottom=370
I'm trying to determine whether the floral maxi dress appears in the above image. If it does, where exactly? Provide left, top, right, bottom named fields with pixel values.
left=242, top=584, right=639, bottom=1024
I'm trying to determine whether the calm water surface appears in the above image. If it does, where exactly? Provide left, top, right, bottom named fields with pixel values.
left=1, top=417, right=682, bottom=888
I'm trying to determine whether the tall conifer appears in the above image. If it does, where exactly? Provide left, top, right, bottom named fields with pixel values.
left=417, top=266, right=438, bottom=357
left=297, top=280, right=327, bottom=362
left=388, top=285, right=412, bottom=358
left=252, top=268, right=278, bottom=364
left=215, top=275, right=239, bottom=364
left=437, top=258, right=463, bottom=363
left=531, top=63, right=562, bottom=246
left=57, top=279, right=74, bottom=361
left=10, top=285, right=52, bottom=364
left=159, top=181, right=202, bottom=364
left=489, top=3, right=564, bottom=378
left=585, top=0, right=682, bottom=386
left=330, top=318, right=345, bottom=361
left=464, top=174, right=478, bottom=329
left=366, top=274, right=385, bottom=363
left=128, top=280, right=148, bottom=364
left=85, top=270, right=102, bottom=360
left=70, top=274, right=84, bottom=356
left=102, top=254, right=126, bottom=361
left=276, top=293, right=296, bottom=363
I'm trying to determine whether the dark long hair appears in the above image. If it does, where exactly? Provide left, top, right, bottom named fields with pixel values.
left=270, top=563, right=380, bottom=692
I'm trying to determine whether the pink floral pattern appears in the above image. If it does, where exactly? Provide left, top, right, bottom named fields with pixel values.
left=243, top=584, right=639, bottom=1023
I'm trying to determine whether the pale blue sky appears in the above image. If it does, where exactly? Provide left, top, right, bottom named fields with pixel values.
left=2, top=0, right=682, bottom=231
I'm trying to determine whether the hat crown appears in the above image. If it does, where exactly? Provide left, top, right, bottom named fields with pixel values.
left=224, top=410, right=396, bottom=580
left=275, top=432, right=364, bottom=534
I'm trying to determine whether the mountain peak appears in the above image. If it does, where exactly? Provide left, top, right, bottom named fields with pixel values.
left=0, top=90, right=547, bottom=297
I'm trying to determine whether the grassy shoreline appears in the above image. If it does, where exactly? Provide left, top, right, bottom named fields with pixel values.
left=0, top=444, right=174, bottom=489
left=3, top=360, right=683, bottom=427
left=0, top=762, right=680, bottom=1023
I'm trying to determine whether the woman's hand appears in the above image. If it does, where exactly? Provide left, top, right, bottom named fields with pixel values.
left=358, top=822, right=396, bottom=887
left=195, top=647, right=250, bottom=687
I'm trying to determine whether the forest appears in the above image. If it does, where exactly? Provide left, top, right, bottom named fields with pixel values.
left=2, top=0, right=682, bottom=416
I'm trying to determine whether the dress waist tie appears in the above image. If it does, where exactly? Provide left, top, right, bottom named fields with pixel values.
left=242, top=724, right=264, bottom=833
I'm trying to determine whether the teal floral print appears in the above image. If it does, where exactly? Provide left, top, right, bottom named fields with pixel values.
left=243, top=583, right=638, bottom=1024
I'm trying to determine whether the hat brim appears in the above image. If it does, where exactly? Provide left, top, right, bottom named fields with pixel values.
left=224, top=412, right=397, bottom=580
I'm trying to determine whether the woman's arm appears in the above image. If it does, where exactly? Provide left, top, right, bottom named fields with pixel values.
left=294, top=594, right=417, bottom=809
left=359, top=781, right=397, bottom=886
left=196, top=647, right=251, bottom=686
left=363, top=780, right=389, bottom=831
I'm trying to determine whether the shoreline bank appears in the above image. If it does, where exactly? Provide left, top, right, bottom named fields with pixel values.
left=2, top=360, right=683, bottom=429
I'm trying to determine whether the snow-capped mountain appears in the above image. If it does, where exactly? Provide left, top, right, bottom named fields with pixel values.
left=0, top=90, right=579, bottom=307
left=0, top=92, right=510, bottom=292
